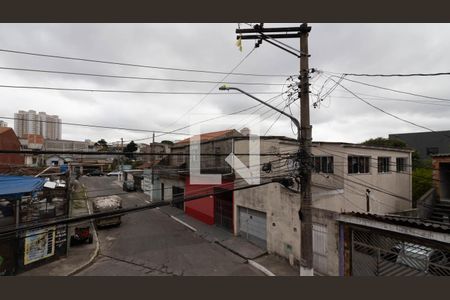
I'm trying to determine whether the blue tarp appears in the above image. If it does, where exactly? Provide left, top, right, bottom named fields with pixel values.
left=0, top=175, right=46, bottom=198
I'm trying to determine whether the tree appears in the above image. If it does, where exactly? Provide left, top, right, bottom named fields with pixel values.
left=361, top=137, right=422, bottom=169
left=94, top=139, right=108, bottom=151
left=124, top=140, right=138, bottom=159
left=161, top=140, right=174, bottom=146
left=362, top=137, right=407, bottom=149
left=362, top=137, right=431, bottom=201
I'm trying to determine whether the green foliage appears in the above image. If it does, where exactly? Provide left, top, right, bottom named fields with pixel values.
left=161, top=140, right=174, bottom=146
left=412, top=167, right=433, bottom=201
left=362, top=137, right=407, bottom=149
left=95, top=139, right=108, bottom=151
left=124, top=141, right=138, bottom=159
left=362, top=137, right=433, bottom=201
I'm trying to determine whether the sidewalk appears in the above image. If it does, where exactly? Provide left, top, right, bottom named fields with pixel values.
left=19, top=181, right=99, bottom=276
left=158, top=205, right=298, bottom=276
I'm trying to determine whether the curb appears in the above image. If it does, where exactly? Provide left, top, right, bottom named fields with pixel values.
left=67, top=184, right=100, bottom=276
left=248, top=259, right=276, bottom=276
left=170, top=215, right=197, bottom=232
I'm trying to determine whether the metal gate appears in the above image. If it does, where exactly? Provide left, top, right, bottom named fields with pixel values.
left=313, top=223, right=328, bottom=274
left=239, top=207, right=267, bottom=249
left=214, top=188, right=233, bottom=232
left=351, top=228, right=450, bottom=276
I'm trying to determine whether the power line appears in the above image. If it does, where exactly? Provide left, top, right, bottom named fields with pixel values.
left=327, top=77, right=450, bottom=139
left=326, top=73, right=450, bottom=103
left=127, top=92, right=286, bottom=142
left=0, top=115, right=191, bottom=136
left=343, top=71, right=450, bottom=77
left=0, top=179, right=285, bottom=238
left=0, top=48, right=293, bottom=78
left=0, top=65, right=286, bottom=86
left=0, top=83, right=281, bottom=95
left=162, top=47, right=258, bottom=131
left=0, top=149, right=293, bottom=157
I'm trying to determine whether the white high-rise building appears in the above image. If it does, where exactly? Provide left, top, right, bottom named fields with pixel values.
left=14, top=110, right=62, bottom=140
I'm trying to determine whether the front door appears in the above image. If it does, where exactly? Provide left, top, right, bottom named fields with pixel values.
left=172, top=186, right=184, bottom=210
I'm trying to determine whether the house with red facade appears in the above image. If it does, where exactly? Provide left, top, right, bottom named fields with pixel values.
left=0, top=127, right=24, bottom=173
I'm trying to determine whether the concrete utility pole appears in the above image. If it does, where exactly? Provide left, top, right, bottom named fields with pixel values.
left=120, top=137, right=123, bottom=182
left=151, top=132, right=155, bottom=186
left=299, top=23, right=314, bottom=276
left=232, top=23, right=314, bottom=276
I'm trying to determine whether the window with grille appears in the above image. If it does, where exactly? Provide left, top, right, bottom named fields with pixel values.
left=348, top=156, right=370, bottom=174
left=378, top=157, right=390, bottom=173
left=314, top=156, right=334, bottom=174
left=396, top=157, right=407, bottom=172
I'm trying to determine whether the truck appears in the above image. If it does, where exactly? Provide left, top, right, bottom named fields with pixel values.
left=92, top=195, right=123, bottom=228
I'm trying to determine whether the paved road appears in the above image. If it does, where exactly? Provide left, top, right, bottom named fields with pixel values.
left=76, top=176, right=262, bottom=276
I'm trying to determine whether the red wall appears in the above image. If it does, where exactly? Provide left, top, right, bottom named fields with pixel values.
left=0, top=128, right=24, bottom=173
left=184, top=176, right=234, bottom=225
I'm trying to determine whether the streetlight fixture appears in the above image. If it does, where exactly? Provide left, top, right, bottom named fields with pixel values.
left=219, top=85, right=300, bottom=134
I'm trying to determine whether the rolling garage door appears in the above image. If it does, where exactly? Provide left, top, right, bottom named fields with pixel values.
left=239, top=207, right=267, bottom=249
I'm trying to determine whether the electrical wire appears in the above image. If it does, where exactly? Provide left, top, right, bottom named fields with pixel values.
left=0, top=115, right=191, bottom=136
left=0, top=83, right=281, bottom=95
left=162, top=47, right=258, bottom=131
left=0, top=48, right=293, bottom=78
left=327, top=77, right=450, bottom=140
left=342, top=71, right=450, bottom=77
left=324, top=73, right=450, bottom=103
left=0, top=66, right=286, bottom=86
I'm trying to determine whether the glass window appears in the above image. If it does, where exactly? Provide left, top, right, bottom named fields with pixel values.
left=313, top=156, right=334, bottom=174
left=396, top=157, right=407, bottom=172
left=378, top=157, right=390, bottom=173
left=348, top=156, right=370, bottom=174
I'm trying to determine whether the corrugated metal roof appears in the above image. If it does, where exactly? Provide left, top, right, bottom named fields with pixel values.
left=342, top=212, right=450, bottom=233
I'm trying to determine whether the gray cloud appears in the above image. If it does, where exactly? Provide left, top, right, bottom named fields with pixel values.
left=0, top=23, right=449, bottom=145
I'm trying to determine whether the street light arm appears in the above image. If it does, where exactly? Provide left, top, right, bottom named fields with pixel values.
left=219, top=85, right=300, bottom=132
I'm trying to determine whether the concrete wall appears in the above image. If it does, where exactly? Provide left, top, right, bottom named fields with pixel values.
left=314, top=143, right=412, bottom=214
left=311, top=208, right=340, bottom=276
left=143, top=171, right=184, bottom=202
left=234, top=183, right=301, bottom=263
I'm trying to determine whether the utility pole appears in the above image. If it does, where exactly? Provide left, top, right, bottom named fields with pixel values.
left=120, top=137, right=123, bottom=182
left=151, top=132, right=155, bottom=186
left=299, top=23, right=314, bottom=276
left=234, top=23, right=314, bottom=276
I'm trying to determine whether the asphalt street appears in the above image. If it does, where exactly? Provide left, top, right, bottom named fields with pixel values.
left=76, top=176, right=262, bottom=276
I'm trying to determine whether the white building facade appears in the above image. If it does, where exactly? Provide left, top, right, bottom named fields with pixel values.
left=14, top=110, right=62, bottom=140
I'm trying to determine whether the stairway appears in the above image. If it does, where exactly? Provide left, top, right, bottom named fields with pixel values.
left=430, top=199, right=450, bottom=223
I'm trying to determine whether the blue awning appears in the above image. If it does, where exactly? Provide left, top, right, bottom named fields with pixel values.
left=0, top=175, right=46, bottom=198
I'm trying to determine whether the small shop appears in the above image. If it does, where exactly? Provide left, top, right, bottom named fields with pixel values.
left=0, top=174, right=69, bottom=275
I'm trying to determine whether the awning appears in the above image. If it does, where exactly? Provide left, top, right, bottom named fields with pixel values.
left=0, top=175, right=46, bottom=198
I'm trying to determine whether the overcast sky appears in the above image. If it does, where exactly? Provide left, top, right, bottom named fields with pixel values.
left=0, top=23, right=449, bottom=144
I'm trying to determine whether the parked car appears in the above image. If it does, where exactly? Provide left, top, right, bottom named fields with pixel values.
left=86, top=169, right=104, bottom=176
left=107, top=171, right=122, bottom=177
left=92, top=196, right=123, bottom=228
left=385, top=242, right=449, bottom=275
